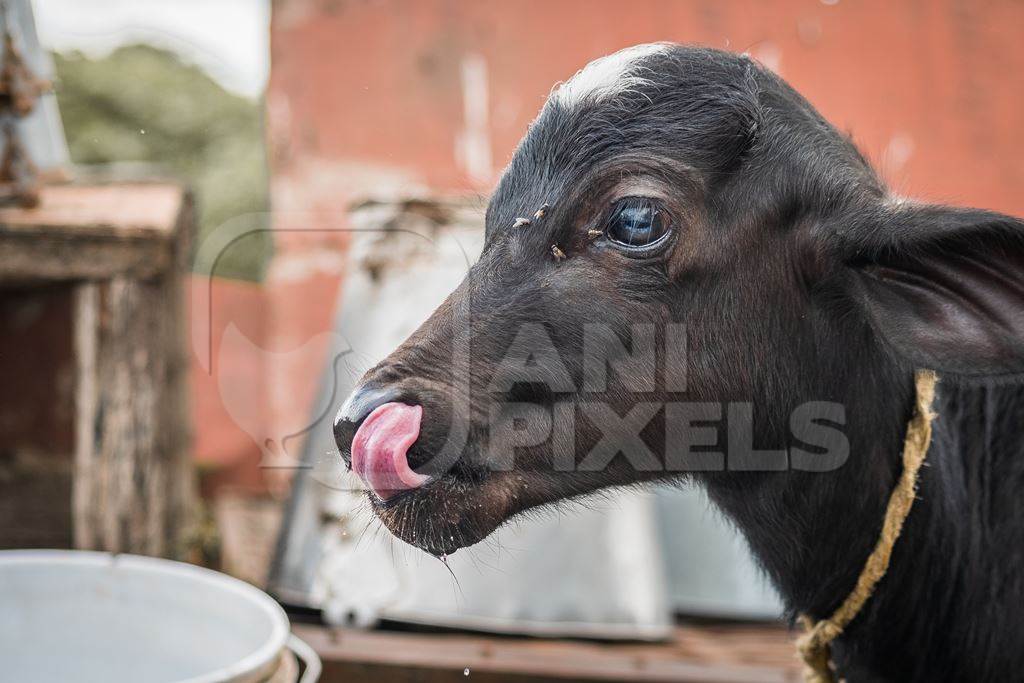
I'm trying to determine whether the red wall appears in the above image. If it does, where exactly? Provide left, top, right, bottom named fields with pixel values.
left=190, top=273, right=339, bottom=496
left=269, top=0, right=1024, bottom=212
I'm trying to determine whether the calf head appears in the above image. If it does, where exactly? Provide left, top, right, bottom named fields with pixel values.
left=333, top=44, right=1024, bottom=556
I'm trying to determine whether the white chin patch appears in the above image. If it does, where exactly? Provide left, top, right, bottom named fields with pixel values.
left=552, top=42, right=672, bottom=107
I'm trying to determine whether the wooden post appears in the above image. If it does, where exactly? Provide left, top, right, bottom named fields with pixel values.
left=0, top=182, right=195, bottom=557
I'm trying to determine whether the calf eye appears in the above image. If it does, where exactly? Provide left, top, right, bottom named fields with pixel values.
left=605, top=197, right=670, bottom=249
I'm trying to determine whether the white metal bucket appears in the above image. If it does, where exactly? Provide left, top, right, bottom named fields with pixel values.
left=0, top=550, right=319, bottom=683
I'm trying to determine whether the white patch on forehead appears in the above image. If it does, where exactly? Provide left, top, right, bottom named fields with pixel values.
left=553, top=43, right=672, bottom=106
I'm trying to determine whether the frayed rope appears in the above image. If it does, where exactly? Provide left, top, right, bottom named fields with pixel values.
left=796, top=369, right=939, bottom=683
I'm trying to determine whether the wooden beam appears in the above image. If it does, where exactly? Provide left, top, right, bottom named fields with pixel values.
left=0, top=184, right=185, bottom=284
left=0, top=184, right=184, bottom=237
left=291, top=624, right=800, bottom=683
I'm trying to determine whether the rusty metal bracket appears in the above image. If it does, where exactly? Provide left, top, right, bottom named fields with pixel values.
left=0, top=27, right=50, bottom=116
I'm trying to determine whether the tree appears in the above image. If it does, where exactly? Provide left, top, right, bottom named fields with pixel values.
left=54, top=45, right=272, bottom=281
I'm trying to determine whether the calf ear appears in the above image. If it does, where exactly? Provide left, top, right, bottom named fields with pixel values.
left=848, top=203, right=1024, bottom=378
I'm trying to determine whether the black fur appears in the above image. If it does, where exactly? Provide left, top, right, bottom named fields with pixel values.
left=335, top=44, right=1024, bottom=681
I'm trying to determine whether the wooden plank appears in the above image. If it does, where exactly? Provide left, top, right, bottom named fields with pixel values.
left=292, top=624, right=800, bottom=683
left=158, top=194, right=196, bottom=556
left=0, top=233, right=172, bottom=283
left=0, top=184, right=184, bottom=237
left=72, top=282, right=99, bottom=549
left=0, top=184, right=184, bottom=284
left=66, top=188, right=196, bottom=557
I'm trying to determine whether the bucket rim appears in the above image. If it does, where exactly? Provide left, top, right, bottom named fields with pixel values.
left=0, top=549, right=290, bottom=683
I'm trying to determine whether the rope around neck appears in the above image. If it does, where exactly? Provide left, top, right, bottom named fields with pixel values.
left=796, top=369, right=939, bottom=683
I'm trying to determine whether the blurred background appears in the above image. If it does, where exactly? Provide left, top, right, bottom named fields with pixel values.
left=2, top=1, right=1023, bottom=681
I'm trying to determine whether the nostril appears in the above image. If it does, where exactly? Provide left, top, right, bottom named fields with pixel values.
left=507, top=381, right=556, bottom=406
left=333, top=416, right=356, bottom=468
left=334, top=384, right=401, bottom=468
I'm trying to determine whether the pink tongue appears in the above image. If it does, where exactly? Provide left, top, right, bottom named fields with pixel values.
left=351, top=402, right=428, bottom=499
